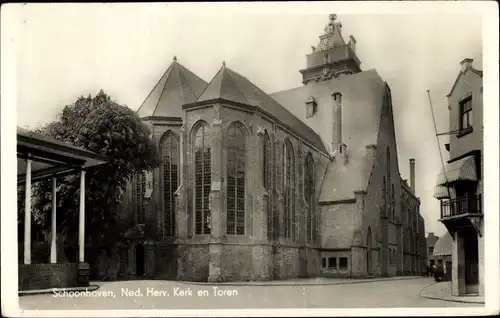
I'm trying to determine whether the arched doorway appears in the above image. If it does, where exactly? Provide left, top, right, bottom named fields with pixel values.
left=135, top=243, right=145, bottom=277
left=367, top=227, right=373, bottom=276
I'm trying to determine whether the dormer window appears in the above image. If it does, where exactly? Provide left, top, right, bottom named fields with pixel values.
left=305, top=96, right=317, bottom=118
left=459, top=96, right=473, bottom=135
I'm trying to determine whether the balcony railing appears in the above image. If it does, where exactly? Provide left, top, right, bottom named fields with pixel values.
left=440, top=194, right=482, bottom=219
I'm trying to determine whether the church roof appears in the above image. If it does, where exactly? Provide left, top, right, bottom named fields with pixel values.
left=270, top=69, right=389, bottom=202
left=194, top=63, right=328, bottom=153
left=136, top=57, right=207, bottom=119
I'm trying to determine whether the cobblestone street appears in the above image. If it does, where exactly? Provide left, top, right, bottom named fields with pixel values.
left=19, top=277, right=479, bottom=310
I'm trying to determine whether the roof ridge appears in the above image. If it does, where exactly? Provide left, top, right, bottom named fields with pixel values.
left=177, top=62, right=208, bottom=87
left=137, top=62, right=174, bottom=114
left=228, top=68, right=328, bottom=152
left=174, top=63, right=189, bottom=104
left=225, top=68, right=255, bottom=106
left=228, top=68, right=300, bottom=118
left=152, top=63, right=177, bottom=116
left=196, top=66, right=224, bottom=102
left=227, top=68, right=253, bottom=106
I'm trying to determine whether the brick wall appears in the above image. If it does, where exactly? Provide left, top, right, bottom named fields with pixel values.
left=321, top=203, right=357, bottom=249
left=19, top=263, right=78, bottom=291
left=182, top=245, right=210, bottom=281
left=220, top=245, right=255, bottom=281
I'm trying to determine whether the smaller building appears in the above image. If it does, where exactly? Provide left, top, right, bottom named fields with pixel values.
left=400, top=159, right=425, bottom=276
left=426, top=232, right=439, bottom=268
left=432, top=232, right=453, bottom=281
left=433, top=58, right=483, bottom=296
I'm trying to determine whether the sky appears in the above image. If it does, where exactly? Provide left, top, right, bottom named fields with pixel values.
left=5, top=2, right=485, bottom=237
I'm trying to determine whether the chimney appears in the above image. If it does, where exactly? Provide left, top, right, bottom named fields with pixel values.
left=332, top=92, right=342, bottom=155
left=409, top=158, right=416, bottom=194
left=460, top=58, right=473, bottom=72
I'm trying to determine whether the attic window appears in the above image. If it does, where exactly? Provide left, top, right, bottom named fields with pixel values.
left=305, top=96, right=317, bottom=118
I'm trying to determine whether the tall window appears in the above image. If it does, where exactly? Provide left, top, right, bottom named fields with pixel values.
left=391, top=184, right=395, bottom=221
left=194, top=123, right=211, bottom=235
left=135, top=171, right=146, bottom=224
left=386, top=147, right=392, bottom=220
left=263, top=132, right=273, bottom=240
left=304, top=153, right=315, bottom=242
left=382, top=176, right=386, bottom=215
left=273, top=140, right=282, bottom=239
left=161, top=133, right=179, bottom=237
left=226, top=124, right=246, bottom=235
left=459, top=97, right=473, bottom=130
left=283, top=140, right=295, bottom=239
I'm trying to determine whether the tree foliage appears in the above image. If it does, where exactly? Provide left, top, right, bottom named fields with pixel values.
left=23, top=90, right=159, bottom=253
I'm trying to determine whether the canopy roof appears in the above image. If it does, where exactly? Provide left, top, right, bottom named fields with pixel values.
left=433, top=232, right=453, bottom=256
left=17, top=127, right=108, bottom=183
left=436, top=155, right=477, bottom=186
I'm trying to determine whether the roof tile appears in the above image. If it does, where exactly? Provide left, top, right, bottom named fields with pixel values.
left=433, top=232, right=452, bottom=256
left=196, top=65, right=327, bottom=152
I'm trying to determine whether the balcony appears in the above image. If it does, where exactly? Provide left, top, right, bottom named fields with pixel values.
left=440, top=194, right=482, bottom=219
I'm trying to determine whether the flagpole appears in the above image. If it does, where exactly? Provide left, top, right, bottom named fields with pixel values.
left=426, top=90, right=453, bottom=212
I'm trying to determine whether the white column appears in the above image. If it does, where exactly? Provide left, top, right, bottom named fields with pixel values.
left=50, top=176, right=57, bottom=263
left=78, top=170, right=86, bottom=263
left=24, top=158, right=32, bottom=265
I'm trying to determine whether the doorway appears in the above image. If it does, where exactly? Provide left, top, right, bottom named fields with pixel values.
left=464, top=228, right=479, bottom=294
left=135, top=244, right=145, bottom=277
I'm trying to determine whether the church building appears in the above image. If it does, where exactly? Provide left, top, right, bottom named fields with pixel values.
left=120, top=14, right=425, bottom=281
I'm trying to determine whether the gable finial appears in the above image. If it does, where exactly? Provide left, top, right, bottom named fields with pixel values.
left=222, top=60, right=226, bottom=68
left=173, top=56, right=177, bottom=62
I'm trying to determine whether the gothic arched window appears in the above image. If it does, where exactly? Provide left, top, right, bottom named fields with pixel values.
left=382, top=177, right=386, bottom=200
left=263, top=131, right=273, bottom=240
left=193, top=122, right=211, bottom=235
left=135, top=171, right=146, bottom=224
left=161, top=132, right=179, bottom=237
left=386, top=146, right=392, bottom=220
left=283, top=139, right=295, bottom=240
left=226, top=124, right=246, bottom=235
left=391, top=183, right=395, bottom=221
left=304, top=153, right=315, bottom=243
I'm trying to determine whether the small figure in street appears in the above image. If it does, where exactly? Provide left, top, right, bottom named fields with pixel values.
left=433, top=264, right=445, bottom=282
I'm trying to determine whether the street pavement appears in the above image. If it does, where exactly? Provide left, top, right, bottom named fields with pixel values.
left=19, top=277, right=480, bottom=310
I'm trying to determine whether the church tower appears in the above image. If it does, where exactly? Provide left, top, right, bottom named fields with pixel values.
left=300, top=14, right=361, bottom=85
